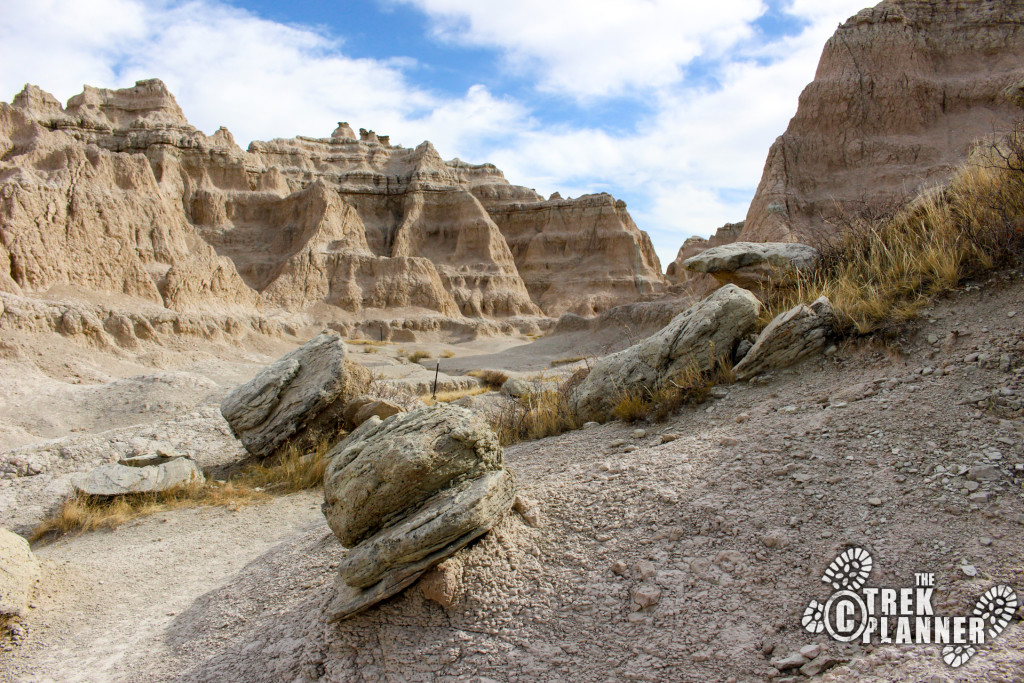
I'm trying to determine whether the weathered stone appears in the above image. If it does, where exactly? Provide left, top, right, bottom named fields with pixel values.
left=501, top=378, right=532, bottom=399
left=343, top=396, right=404, bottom=429
left=220, top=333, right=370, bottom=459
left=419, top=558, right=463, bottom=609
left=734, top=296, right=836, bottom=381
left=0, top=528, right=39, bottom=622
left=683, top=242, right=820, bottom=292
left=572, top=285, right=760, bottom=416
left=75, top=456, right=204, bottom=496
left=323, top=404, right=514, bottom=621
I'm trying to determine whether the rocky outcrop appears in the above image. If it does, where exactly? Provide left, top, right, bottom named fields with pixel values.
left=0, top=528, right=38, bottom=626
left=572, top=285, right=760, bottom=416
left=322, top=404, right=515, bottom=621
left=683, top=242, right=820, bottom=292
left=484, top=193, right=665, bottom=316
left=734, top=296, right=836, bottom=380
left=75, top=455, right=204, bottom=496
left=0, top=79, right=663, bottom=328
left=743, top=0, right=1024, bottom=243
left=342, top=396, right=405, bottom=429
left=220, top=333, right=370, bottom=459
left=666, top=221, right=743, bottom=285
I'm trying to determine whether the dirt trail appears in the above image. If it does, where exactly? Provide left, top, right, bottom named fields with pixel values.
left=1, top=493, right=324, bottom=682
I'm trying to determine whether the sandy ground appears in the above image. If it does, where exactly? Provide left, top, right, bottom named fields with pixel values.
left=2, top=273, right=1023, bottom=681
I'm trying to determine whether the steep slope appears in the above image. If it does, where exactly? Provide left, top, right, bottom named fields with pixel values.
left=743, top=0, right=1024, bottom=243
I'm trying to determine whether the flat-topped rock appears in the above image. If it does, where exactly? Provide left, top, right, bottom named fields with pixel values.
left=75, top=456, right=204, bottom=496
left=683, top=242, right=820, bottom=291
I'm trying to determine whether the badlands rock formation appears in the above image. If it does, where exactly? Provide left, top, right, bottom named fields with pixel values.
left=742, top=0, right=1024, bottom=243
left=0, top=79, right=664, bottom=334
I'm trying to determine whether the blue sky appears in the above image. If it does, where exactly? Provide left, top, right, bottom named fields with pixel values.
left=0, top=0, right=869, bottom=267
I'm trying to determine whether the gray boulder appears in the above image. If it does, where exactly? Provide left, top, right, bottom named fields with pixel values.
left=322, top=404, right=515, bottom=621
left=572, top=285, right=760, bottom=417
left=220, top=333, right=371, bottom=459
left=501, top=377, right=532, bottom=399
left=734, top=296, right=836, bottom=381
left=683, top=242, right=820, bottom=291
left=75, top=455, right=204, bottom=496
left=342, top=396, right=404, bottom=429
left=0, top=528, right=39, bottom=624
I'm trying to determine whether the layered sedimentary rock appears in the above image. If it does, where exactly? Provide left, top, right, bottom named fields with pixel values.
left=322, top=404, right=515, bottom=620
left=1, top=79, right=664, bottom=327
left=743, top=0, right=1024, bottom=243
left=485, top=193, right=664, bottom=316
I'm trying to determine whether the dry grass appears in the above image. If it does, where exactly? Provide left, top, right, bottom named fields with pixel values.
left=421, top=385, right=490, bottom=405
left=362, top=346, right=378, bottom=354
left=234, top=440, right=333, bottom=493
left=761, top=125, right=1024, bottom=335
left=467, top=369, right=510, bottom=388
left=346, top=339, right=383, bottom=346
left=406, top=350, right=431, bottom=363
left=440, top=349, right=455, bottom=358
left=488, top=375, right=585, bottom=445
left=611, top=355, right=732, bottom=423
left=550, top=355, right=588, bottom=366
left=30, top=481, right=266, bottom=542
left=32, top=439, right=337, bottom=542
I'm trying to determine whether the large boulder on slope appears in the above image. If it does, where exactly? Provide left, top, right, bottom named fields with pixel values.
left=220, top=333, right=371, bottom=459
left=322, top=404, right=515, bottom=621
left=571, top=284, right=760, bottom=416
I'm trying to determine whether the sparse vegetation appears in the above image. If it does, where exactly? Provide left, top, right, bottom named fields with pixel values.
left=488, top=375, right=585, bottom=445
left=440, top=349, right=455, bottom=358
left=762, top=124, right=1024, bottom=335
left=611, top=355, right=732, bottom=423
left=406, top=350, right=431, bottom=363
left=31, top=481, right=266, bottom=542
left=421, top=385, right=490, bottom=405
left=550, top=355, right=588, bottom=366
left=32, top=440, right=337, bottom=542
left=468, top=368, right=510, bottom=388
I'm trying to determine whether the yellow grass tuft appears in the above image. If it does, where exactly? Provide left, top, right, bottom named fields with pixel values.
left=31, top=481, right=266, bottom=542
left=550, top=355, right=588, bottom=366
left=488, top=376, right=586, bottom=445
left=467, top=369, right=510, bottom=388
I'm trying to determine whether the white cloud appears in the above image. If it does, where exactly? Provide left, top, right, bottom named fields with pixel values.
left=395, top=0, right=767, bottom=98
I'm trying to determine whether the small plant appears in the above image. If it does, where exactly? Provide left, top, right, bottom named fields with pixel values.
left=440, top=349, right=455, bottom=358
left=467, top=369, right=510, bottom=388
left=363, top=346, right=378, bottom=353
left=407, top=350, right=431, bottom=363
